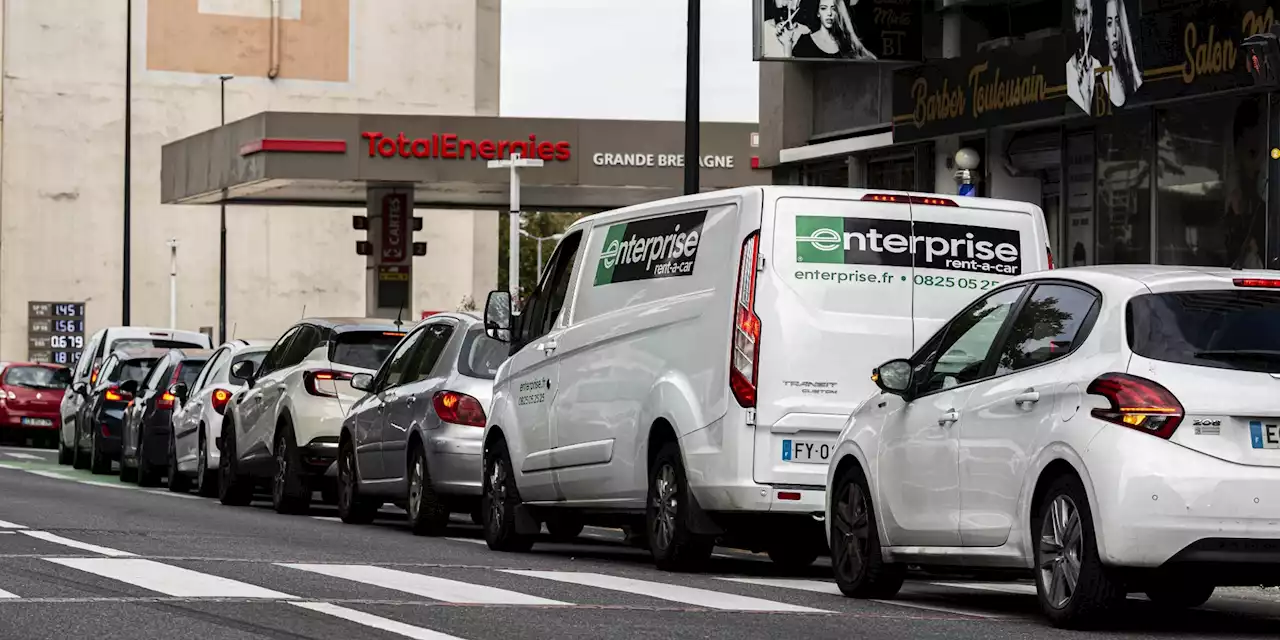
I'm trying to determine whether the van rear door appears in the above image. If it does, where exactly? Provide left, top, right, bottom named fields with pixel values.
left=752, top=192, right=916, bottom=488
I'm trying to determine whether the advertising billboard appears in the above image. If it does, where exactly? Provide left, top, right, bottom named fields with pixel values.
left=754, top=0, right=922, bottom=62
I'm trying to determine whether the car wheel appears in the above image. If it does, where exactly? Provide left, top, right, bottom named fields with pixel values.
left=1145, top=580, right=1215, bottom=609
left=336, top=439, right=379, bottom=525
left=136, top=430, right=161, bottom=487
left=647, top=442, right=715, bottom=572
left=57, top=429, right=72, bottom=465
left=407, top=444, right=449, bottom=536
left=217, top=422, right=253, bottom=506
left=167, top=433, right=191, bottom=493
left=195, top=431, right=218, bottom=498
left=545, top=517, right=585, bottom=543
left=88, top=425, right=111, bottom=475
left=767, top=543, right=820, bottom=569
left=1034, top=474, right=1125, bottom=629
left=72, top=423, right=90, bottom=470
left=830, top=466, right=905, bottom=598
left=272, top=426, right=311, bottom=515
left=482, top=439, right=534, bottom=552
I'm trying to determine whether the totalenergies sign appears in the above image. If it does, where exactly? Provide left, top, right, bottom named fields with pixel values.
left=362, top=132, right=572, bottom=162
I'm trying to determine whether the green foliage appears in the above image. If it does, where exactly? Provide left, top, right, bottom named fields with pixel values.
left=496, top=210, right=588, bottom=300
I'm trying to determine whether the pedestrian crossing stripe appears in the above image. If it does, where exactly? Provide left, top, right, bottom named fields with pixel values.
left=281, top=564, right=568, bottom=606
left=502, top=570, right=829, bottom=613
left=45, top=558, right=296, bottom=599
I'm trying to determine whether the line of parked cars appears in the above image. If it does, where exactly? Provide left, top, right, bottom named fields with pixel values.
left=46, top=186, right=1280, bottom=629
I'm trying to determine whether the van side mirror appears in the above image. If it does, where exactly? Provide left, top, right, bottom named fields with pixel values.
left=168, top=382, right=189, bottom=404
left=873, top=359, right=913, bottom=397
left=484, top=290, right=513, bottom=342
left=350, top=372, right=374, bottom=393
left=118, top=379, right=140, bottom=397
left=230, top=360, right=258, bottom=386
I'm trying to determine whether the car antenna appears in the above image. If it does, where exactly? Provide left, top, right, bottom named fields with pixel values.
left=300, top=304, right=307, bottom=320
left=394, top=302, right=405, bottom=331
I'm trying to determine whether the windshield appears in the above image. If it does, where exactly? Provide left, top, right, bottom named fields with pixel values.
left=108, top=359, right=158, bottom=384
left=112, top=338, right=205, bottom=352
left=328, top=331, right=403, bottom=370
left=457, top=328, right=508, bottom=380
left=1127, top=290, right=1280, bottom=373
left=4, top=366, right=67, bottom=389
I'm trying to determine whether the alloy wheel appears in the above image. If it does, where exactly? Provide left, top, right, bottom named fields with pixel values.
left=273, top=438, right=288, bottom=505
left=832, top=480, right=871, bottom=583
left=409, top=457, right=425, bottom=522
left=338, top=446, right=355, bottom=512
left=487, top=457, right=507, bottom=532
left=650, top=463, right=677, bottom=552
left=197, top=438, right=208, bottom=490
left=1038, top=494, right=1084, bottom=610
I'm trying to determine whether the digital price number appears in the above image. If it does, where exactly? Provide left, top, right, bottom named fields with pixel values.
left=28, top=301, right=85, bottom=366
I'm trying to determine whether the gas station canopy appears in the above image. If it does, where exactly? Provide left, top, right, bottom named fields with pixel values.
left=161, top=112, right=767, bottom=211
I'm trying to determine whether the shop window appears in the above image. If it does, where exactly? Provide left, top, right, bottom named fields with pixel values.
left=801, top=160, right=849, bottom=187
left=866, top=156, right=915, bottom=191
left=1095, top=113, right=1151, bottom=264
left=1155, top=96, right=1267, bottom=269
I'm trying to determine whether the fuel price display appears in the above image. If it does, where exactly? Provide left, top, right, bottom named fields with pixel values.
left=28, top=301, right=85, bottom=366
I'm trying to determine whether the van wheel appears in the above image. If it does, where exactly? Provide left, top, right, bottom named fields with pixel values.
left=337, top=439, right=379, bottom=524
left=830, top=466, right=904, bottom=598
left=767, top=543, right=820, bottom=569
left=1034, top=474, right=1125, bottom=629
left=1145, top=581, right=1215, bottom=609
left=482, top=440, right=534, bottom=552
left=272, top=427, right=311, bottom=515
left=647, top=443, right=714, bottom=572
left=407, top=444, right=448, bottom=536
left=217, top=423, right=253, bottom=506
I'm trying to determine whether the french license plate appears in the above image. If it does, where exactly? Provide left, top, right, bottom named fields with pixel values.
left=782, top=439, right=831, bottom=463
left=20, top=417, right=52, bottom=427
left=1250, top=421, right=1280, bottom=449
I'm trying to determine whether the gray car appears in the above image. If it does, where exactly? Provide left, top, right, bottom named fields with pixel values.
left=337, top=313, right=508, bottom=535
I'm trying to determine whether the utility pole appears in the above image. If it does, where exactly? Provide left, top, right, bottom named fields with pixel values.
left=683, top=0, right=700, bottom=195
left=487, top=152, right=544, bottom=303
left=122, top=0, right=133, bottom=324
left=218, top=74, right=233, bottom=344
left=167, top=238, right=179, bottom=329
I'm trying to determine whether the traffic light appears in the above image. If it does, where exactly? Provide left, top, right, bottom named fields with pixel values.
left=412, top=242, right=427, bottom=256
left=356, top=240, right=372, bottom=256
left=352, top=215, right=368, bottom=230
left=1243, top=24, right=1280, bottom=86
left=412, top=216, right=423, bottom=232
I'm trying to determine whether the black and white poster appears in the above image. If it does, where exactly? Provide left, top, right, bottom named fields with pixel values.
left=1065, top=0, right=1144, bottom=115
left=756, top=0, right=922, bottom=62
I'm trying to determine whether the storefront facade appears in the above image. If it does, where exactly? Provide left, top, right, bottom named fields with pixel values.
left=757, top=0, right=1280, bottom=271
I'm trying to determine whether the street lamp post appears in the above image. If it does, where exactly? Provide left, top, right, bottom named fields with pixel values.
left=684, top=0, right=700, bottom=195
left=167, top=238, right=179, bottom=329
left=520, top=230, right=564, bottom=278
left=486, top=152, right=544, bottom=301
left=218, top=74, right=233, bottom=344
left=122, top=0, right=133, bottom=325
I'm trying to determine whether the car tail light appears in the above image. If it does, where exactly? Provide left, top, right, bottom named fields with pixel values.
left=730, top=233, right=761, bottom=408
left=211, top=388, right=232, bottom=414
left=304, top=370, right=354, bottom=398
left=861, top=194, right=958, bottom=207
left=157, top=364, right=183, bottom=409
left=104, top=386, right=131, bottom=402
left=1234, top=278, right=1280, bottom=288
left=432, top=390, right=487, bottom=427
left=1047, top=247, right=1055, bottom=270
left=1086, top=373, right=1184, bottom=439
left=90, top=365, right=99, bottom=385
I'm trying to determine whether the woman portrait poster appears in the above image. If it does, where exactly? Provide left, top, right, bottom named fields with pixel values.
left=1101, top=0, right=1142, bottom=107
left=761, top=0, right=876, bottom=61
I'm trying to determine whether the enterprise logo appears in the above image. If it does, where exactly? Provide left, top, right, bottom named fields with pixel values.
left=795, top=215, right=1023, bottom=275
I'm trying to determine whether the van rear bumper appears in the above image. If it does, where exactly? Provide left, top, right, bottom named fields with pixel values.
left=692, top=482, right=826, bottom=515
left=682, top=414, right=826, bottom=515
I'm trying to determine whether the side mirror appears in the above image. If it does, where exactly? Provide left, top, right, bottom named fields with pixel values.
left=872, top=359, right=913, bottom=397
left=168, top=382, right=189, bottom=404
left=484, top=290, right=513, bottom=342
left=72, top=382, right=89, bottom=396
left=350, top=372, right=374, bottom=393
left=230, top=360, right=258, bottom=386
left=118, top=379, right=139, bottom=397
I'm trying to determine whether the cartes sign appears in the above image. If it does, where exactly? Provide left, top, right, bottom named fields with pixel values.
left=380, top=193, right=409, bottom=264
left=594, top=210, right=707, bottom=286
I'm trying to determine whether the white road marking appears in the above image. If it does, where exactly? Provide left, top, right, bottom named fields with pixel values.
left=717, top=577, right=842, bottom=596
left=310, top=516, right=342, bottom=523
left=22, top=470, right=69, bottom=480
left=503, top=571, right=827, bottom=613
left=142, top=490, right=201, bottom=500
left=445, top=537, right=486, bottom=545
left=281, top=564, right=568, bottom=606
left=871, top=598, right=1005, bottom=619
left=46, top=558, right=295, bottom=599
left=2, top=452, right=42, bottom=460
left=290, top=601, right=467, bottom=640
left=22, top=531, right=137, bottom=557
left=925, top=581, right=1038, bottom=596
left=0, top=519, right=27, bottom=529
left=0, top=587, right=17, bottom=598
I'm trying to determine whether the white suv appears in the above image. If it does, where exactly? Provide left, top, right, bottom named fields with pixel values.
left=826, top=266, right=1280, bottom=628
left=217, top=318, right=407, bottom=514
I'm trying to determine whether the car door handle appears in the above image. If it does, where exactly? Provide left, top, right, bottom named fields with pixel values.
left=536, top=340, right=558, bottom=355
left=938, top=409, right=959, bottom=426
left=406, top=396, right=416, bottom=405
left=1014, top=389, right=1041, bottom=405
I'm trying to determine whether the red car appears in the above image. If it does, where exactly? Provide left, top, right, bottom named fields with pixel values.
left=0, top=362, right=70, bottom=447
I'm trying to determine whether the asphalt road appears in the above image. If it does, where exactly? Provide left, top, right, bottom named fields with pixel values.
left=1, top=444, right=1279, bottom=640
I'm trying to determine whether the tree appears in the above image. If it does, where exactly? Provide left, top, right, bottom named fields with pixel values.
left=496, top=210, right=588, bottom=301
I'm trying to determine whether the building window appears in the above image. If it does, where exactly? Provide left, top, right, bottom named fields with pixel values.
left=866, top=156, right=916, bottom=191
left=1155, top=96, right=1266, bottom=268
left=1095, top=113, right=1151, bottom=264
left=800, top=160, right=849, bottom=187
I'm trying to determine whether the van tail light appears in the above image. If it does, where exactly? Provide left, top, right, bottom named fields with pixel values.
left=1047, top=247, right=1055, bottom=270
left=211, top=388, right=232, bottom=415
left=304, top=370, right=354, bottom=398
left=104, top=386, right=131, bottom=402
left=433, top=391, right=487, bottom=427
left=1086, top=373, right=1184, bottom=439
left=730, top=232, right=761, bottom=408
left=1234, top=278, right=1280, bottom=288
left=861, top=194, right=958, bottom=207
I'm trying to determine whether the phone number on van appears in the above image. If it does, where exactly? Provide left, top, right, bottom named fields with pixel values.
left=915, top=274, right=1001, bottom=290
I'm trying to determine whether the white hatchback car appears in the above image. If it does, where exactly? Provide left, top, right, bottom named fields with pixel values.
left=826, top=266, right=1280, bottom=628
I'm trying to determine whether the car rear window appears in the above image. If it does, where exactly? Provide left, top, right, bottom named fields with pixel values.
left=178, top=360, right=208, bottom=387
left=112, top=339, right=205, bottom=351
left=109, top=359, right=158, bottom=383
left=1127, top=290, right=1280, bottom=373
left=457, top=328, right=508, bottom=380
left=4, top=366, right=67, bottom=389
left=328, top=331, right=403, bottom=370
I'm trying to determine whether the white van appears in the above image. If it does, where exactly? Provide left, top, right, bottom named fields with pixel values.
left=478, top=186, right=1051, bottom=571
